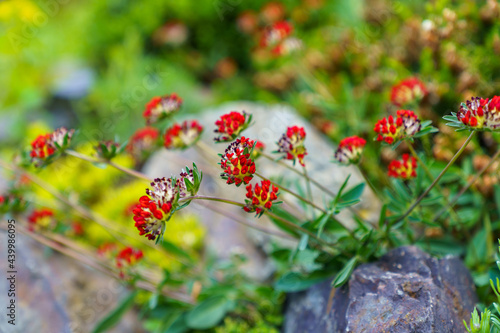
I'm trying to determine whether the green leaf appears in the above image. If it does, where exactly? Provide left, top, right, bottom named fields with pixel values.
left=334, top=175, right=351, bottom=204
left=332, top=256, right=358, bottom=288
left=185, top=295, right=234, bottom=330
left=275, top=271, right=331, bottom=292
left=164, top=313, right=189, bottom=333
left=92, top=291, right=138, bottom=333
left=378, top=204, right=387, bottom=229
left=339, top=183, right=365, bottom=204
left=160, top=240, right=194, bottom=262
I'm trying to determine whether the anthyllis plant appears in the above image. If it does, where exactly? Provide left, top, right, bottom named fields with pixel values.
left=5, top=84, right=500, bottom=330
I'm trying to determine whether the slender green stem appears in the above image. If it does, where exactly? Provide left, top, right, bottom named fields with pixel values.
left=395, top=131, right=475, bottom=223
left=407, top=142, right=459, bottom=221
left=66, top=150, right=150, bottom=181
left=432, top=147, right=500, bottom=222
left=179, top=195, right=345, bottom=253
left=261, top=152, right=338, bottom=197
left=255, top=172, right=355, bottom=237
left=302, top=165, right=315, bottom=218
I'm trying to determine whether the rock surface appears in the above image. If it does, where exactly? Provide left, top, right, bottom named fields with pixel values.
left=284, top=246, right=477, bottom=333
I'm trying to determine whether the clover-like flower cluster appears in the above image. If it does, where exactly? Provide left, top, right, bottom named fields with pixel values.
left=214, top=111, right=251, bottom=142
left=220, top=137, right=256, bottom=186
left=244, top=180, right=279, bottom=216
left=28, top=208, right=55, bottom=232
left=126, top=127, right=160, bottom=161
left=374, top=110, right=421, bottom=144
left=260, top=21, right=292, bottom=47
left=133, top=166, right=201, bottom=241
left=388, top=154, right=417, bottom=179
left=277, top=126, right=307, bottom=166
left=143, top=93, right=183, bottom=125
left=116, top=246, right=144, bottom=278
left=390, top=77, right=427, bottom=107
left=334, top=136, right=366, bottom=165
left=30, top=127, right=74, bottom=167
left=164, top=120, right=203, bottom=149
left=456, top=96, right=500, bottom=131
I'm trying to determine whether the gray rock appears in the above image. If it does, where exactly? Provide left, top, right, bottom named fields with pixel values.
left=284, top=246, right=477, bottom=333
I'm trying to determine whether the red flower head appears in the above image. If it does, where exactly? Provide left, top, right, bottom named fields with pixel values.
left=220, top=137, right=256, bottom=186
left=390, top=77, right=427, bottom=107
left=277, top=126, right=307, bottom=166
left=244, top=180, right=279, bottom=216
left=164, top=120, right=203, bottom=150
left=388, top=154, right=417, bottom=179
left=116, top=246, right=143, bottom=279
left=456, top=96, right=500, bottom=131
left=71, top=222, right=84, bottom=236
left=28, top=208, right=55, bottom=232
left=126, top=127, right=160, bottom=160
left=133, top=169, right=198, bottom=241
left=334, top=136, right=366, bottom=165
left=260, top=21, right=293, bottom=47
left=30, top=127, right=74, bottom=167
left=116, top=247, right=143, bottom=268
left=214, top=111, right=251, bottom=142
left=143, top=93, right=183, bottom=125
left=374, top=110, right=421, bottom=144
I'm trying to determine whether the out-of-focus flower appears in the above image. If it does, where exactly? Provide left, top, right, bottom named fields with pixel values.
left=152, top=21, right=188, bottom=46
left=116, top=246, right=143, bottom=275
left=214, top=111, right=251, bottom=142
left=334, top=136, right=366, bottom=165
left=470, top=154, right=500, bottom=197
left=271, top=37, right=303, bottom=56
left=220, top=137, right=256, bottom=186
left=390, top=77, right=427, bottom=107
left=237, top=10, right=258, bottom=34
left=215, top=57, right=238, bottom=79
left=374, top=110, right=421, bottom=144
left=71, top=222, right=85, bottom=236
left=126, top=127, right=160, bottom=161
left=251, top=140, right=266, bottom=159
left=277, top=126, right=307, bottom=166
left=27, top=208, right=55, bottom=232
left=456, top=96, right=500, bottom=131
left=0, top=193, right=27, bottom=214
left=30, top=127, right=74, bottom=167
left=143, top=94, right=183, bottom=125
left=260, top=2, right=286, bottom=23
left=260, top=21, right=293, bottom=48
left=133, top=166, right=201, bottom=241
left=244, top=180, right=279, bottom=216
left=97, top=242, right=117, bottom=257
left=96, top=140, right=122, bottom=160
left=388, top=154, right=417, bottom=179
left=164, top=120, right=203, bottom=150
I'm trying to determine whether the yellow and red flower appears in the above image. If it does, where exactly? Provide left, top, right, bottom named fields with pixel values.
left=143, top=93, right=183, bottom=125
left=126, top=127, right=160, bottom=160
left=388, top=154, right=417, bottom=179
left=244, top=180, right=279, bottom=216
left=27, top=208, right=55, bottom=232
left=334, top=136, right=366, bottom=165
left=277, top=126, right=307, bottom=166
left=30, top=127, right=74, bottom=167
left=133, top=168, right=199, bottom=241
left=164, top=120, right=203, bottom=150
left=457, top=96, right=500, bottom=131
left=374, top=110, right=421, bottom=144
left=214, top=111, right=251, bottom=142
left=390, top=77, right=427, bottom=107
left=220, top=137, right=256, bottom=186
left=116, top=246, right=143, bottom=272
